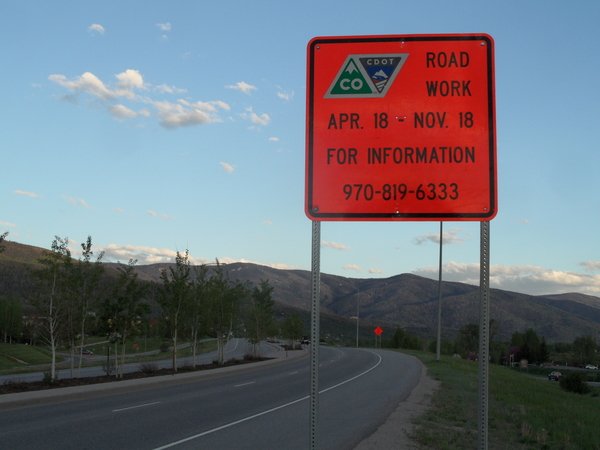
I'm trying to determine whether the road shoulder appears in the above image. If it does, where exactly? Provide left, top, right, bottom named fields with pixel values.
left=354, top=357, right=440, bottom=449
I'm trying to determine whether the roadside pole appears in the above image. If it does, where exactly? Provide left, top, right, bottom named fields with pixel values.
left=309, top=220, right=321, bottom=450
left=478, top=221, right=491, bottom=449
left=436, top=221, right=443, bottom=361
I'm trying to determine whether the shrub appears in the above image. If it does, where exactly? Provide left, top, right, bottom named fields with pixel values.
left=559, top=372, right=591, bottom=394
left=42, top=371, right=55, bottom=385
left=139, top=363, right=159, bottom=375
left=159, top=342, right=170, bottom=353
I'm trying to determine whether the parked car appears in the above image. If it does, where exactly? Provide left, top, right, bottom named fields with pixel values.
left=81, top=349, right=94, bottom=356
left=585, top=364, right=598, bottom=370
left=547, top=371, right=562, bottom=381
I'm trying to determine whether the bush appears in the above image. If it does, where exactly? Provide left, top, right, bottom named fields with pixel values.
left=139, top=363, right=159, bottom=375
left=42, top=371, right=55, bottom=385
left=559, top=372, right=591, bottom=394
left=159, top=342, right=170, bottom=353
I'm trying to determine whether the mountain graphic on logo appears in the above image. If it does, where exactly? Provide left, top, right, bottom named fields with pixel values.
left=325, top=53, right=409, bottom=98
left=371, top=69, right=389, bottom=92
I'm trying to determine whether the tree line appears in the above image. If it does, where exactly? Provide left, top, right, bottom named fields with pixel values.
left=387, top=322, right=599, bottom=368
left=0, top=234, right=305, bottom=381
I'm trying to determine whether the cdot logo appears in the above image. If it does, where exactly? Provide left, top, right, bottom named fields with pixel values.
left=325, top=53, right=409, bottom=98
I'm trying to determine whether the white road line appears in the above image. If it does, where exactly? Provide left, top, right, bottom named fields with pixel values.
left=112, top=401, right=161, bottom=413
left=152, top=350, right=383, bottom=450
left=234, top=381, right=256, bottom=388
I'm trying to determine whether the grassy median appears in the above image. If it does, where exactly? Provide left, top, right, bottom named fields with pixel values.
left=411, top=352, right=600, bottom=449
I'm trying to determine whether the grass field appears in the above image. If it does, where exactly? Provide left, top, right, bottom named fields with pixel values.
left=0, top=343, right=52, bottom=370
left=0, top=338, right=219, bottom=375
left=412, top=352, right=600, bottom=450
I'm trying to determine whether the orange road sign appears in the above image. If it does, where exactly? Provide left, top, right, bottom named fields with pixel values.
left=306, top=34, right=496, bottom=221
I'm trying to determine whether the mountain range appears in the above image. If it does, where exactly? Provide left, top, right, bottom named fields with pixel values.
left=2, top=240, right=599, bottom=343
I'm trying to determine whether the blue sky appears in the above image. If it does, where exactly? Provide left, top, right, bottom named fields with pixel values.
left=2, top=0, right=599, bottom=296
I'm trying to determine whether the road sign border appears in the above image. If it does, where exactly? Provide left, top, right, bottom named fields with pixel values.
left=306, top=34, right=497, bottom=221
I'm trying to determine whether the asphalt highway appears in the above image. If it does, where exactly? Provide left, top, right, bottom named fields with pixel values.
left=0, top=346, right=422, bottom=449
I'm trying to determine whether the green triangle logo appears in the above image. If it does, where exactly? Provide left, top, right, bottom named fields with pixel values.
left=325, top=53, right=409, bottom=99
left=328, top=59, right=373, bottom=95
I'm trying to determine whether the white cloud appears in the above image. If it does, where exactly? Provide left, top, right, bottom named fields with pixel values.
left=64, top=195, right=90, bottom=208
left=146, top=209, right=172, bottom=221
left=115, top=69, right=145, bottom=92
left=343, top=264, right=362, bottom=272
left=412, top=261, right=600, bottom=296
left=154, top=84, right=187, bottom=95
left=276, top=88, right=294, bottom=101
left=0, top=220, right=16, bottom=228
left=110, top=104, right=138, bottom=119
left=226, top=81, right=257, bottom=95
left=220, top=162, right=235, bottom=173
left=369, top=267, right=384, bottom=275
left=102, top=243, right=190, bottom=265
left=242, top=107, right=270, bottom=127
left=49, top=72, right=113, bottom=99
left=156, top=22, right=172, bottom=32
left=581, top=261, right=600, bottom=272
left=268, top=136, right=280, bottom=142
left=49, top=69, right=230, bottom=129
left=413, top=228, right=464, bottom=245
left=322, top=240, right=349, bottom=251
left=153, top=99, right=229, bottom=128
left=88, top=23, right=105, bottom=35
left=14, top=189, right=39, bottom=198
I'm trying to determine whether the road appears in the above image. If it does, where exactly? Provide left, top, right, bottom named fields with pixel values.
left=0, top=347, right=422, bottom=449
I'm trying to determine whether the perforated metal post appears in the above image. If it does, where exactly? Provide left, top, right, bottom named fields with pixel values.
left=436, top=221, right=443, bottom=361
left=478, top=221, right=490, bottom=450
left=309, top=220, right=321, bottom=450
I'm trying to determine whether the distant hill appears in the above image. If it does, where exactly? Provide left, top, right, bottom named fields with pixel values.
left=1, top=241, right=600, bottom=343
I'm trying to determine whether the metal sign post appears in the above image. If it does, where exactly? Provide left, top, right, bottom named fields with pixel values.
left=436, top=221, right=443, bottom=361
left=478, top=221, right=491, bottom=449
left=309, top=220, right=321, bottom=450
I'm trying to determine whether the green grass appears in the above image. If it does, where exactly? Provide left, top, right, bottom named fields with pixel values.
left=0, top=338, right=219, bottom=374
left=0, top=343, right=52, bottom=369
left=411, top=352, right=600, bottom=450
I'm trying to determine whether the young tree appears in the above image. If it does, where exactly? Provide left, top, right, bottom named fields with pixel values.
left=188, top=264, right=208, bottom=367
left=0, top=231, right=8, bottom=253
left=73, top=236, right=104, bottom=374
left=206, top=261, right=246, bottom=365
left=246, top=280, right=275, bottom=358
left=281, top=313, right=304, bottom=349
left=573, top=335, right=597, bottom=366
left=102, top=259, right=148, bottom=378
left=455, top=323, right=479, bottom=358
left=511, top=328, right=542, bottom=363
left=0, top=296, right=22, bottom=343
left=33, top=236, right=72, bottom=382
left=159, top=250, right=191, bottom=372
